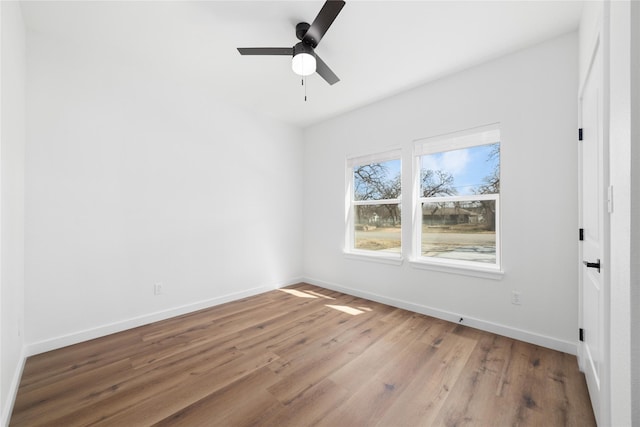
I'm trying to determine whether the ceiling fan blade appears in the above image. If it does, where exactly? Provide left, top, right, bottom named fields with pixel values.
left=303, top=0, right=345, bottom=48
left=315, top=54, right=340, bottom=85
left=237, top=47, right=293, bottom=55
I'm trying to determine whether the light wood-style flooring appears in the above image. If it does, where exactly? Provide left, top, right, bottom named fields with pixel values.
left=11, top=283, right=595, bottom=426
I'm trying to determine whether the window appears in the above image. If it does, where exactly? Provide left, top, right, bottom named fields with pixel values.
left=346, top=149, right=402, bottom=259
left=413, top=126, right=501, bottom=271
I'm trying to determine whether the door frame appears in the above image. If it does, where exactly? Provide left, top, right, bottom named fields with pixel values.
left=578, top=13, right=611, bottom=426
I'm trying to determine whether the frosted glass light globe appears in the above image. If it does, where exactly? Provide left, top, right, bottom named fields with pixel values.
left=292, top=52, right=316, bottom=76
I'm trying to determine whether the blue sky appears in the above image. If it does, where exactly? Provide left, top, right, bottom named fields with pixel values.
left=421, top=143, right=499, bottom=195
left=355, top=143, right=498, bottom=196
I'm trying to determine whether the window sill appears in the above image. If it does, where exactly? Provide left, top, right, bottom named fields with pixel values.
left=344, top=250, right=404, bottom=266
left=409, top=258, right=504, bottom=280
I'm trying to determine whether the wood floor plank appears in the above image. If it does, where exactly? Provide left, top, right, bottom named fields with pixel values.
left=9, top=359, right=133, bottom=426
left=328, top=311, right=447, bottom=393
left=152, top=366, right=282, bottom=427
left=317, top=319, right=454, bottom=426
left=92, top=351, right=280, bottom=426
left=17, top=330, right=143, bottom=393
left=267, top=315, right=396, bottom=405
left=431, top=333, right=524, bottom=426
left=373, top=333, right=478, bottom=426
left=10, top=283, right=596, bottom=427
left=261, top=378, right=351, bottom=426
left=34, top=346, right=247, bottom=427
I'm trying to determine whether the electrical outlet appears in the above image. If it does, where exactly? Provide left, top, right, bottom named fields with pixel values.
left=511, top=291, right=522, bottom=305
left=154, top=282, right=163, bottom=296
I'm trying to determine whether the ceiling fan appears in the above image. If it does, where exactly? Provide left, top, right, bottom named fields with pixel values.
left=237, top=0, right=345, bottom=85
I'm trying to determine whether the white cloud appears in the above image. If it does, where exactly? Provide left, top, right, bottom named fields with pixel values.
left=422, top=148, right=469, bottom=177
left=421, top=155, right=440, bottom=172
left=441, top=149, right=469, bottom=175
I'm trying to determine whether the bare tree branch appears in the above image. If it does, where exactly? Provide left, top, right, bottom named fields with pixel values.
left=421, top=170, right=457, bottom=197
left=354, top=164, right=401, bottom=226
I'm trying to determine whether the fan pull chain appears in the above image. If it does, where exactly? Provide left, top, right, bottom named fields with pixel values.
left=301, top=76, right=308, bottom=102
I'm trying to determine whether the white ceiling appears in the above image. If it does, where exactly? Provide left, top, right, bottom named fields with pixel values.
left=20, top=1, right=583, bottom=128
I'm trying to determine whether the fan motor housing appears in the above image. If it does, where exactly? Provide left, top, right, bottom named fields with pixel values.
left=296, top=22, right=311, bottom=41
left=293, top=41, right=315, bottom=57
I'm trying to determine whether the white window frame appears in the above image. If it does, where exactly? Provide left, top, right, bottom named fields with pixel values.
left=345, top=148, right=403, bottom=264
left=411, top=125, right=503, bottom=278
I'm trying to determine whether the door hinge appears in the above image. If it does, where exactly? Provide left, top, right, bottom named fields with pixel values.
left=579, top=228, right=584, bottom=241
left=578, top=128, right=583, bottom=141
left=579, top=328, right=585, bottom=342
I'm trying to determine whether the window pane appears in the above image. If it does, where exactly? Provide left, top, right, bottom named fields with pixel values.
left=354, top=159, right=401, bottom=201
left=355, top=204, right=401, bottom=252
left=421, top=200, right=496, bottom=263
left=421, top=143, right=499, bottom=196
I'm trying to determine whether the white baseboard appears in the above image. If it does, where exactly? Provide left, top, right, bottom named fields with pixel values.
left=2, top=346, right=26, bottom=427
left=26, top=277, right=302, bottom=357
left=303, top=276, right=578, bottom=355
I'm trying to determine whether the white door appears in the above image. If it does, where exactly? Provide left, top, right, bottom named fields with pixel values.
left=580, top=37, right=607, bottom=425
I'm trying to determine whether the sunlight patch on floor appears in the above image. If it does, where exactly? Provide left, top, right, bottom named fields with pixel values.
left=278, top=289, right=318, bottom=298
left=301, top=289, right=336, bottom=300
left=325, top=305, right=365, bottom=316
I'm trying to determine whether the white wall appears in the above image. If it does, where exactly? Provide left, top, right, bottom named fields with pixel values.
left=0, top=1, right=27, bottom=425
left=303, top=33, right=578, bottom=353
left=24, top=32, right=304, bottom=352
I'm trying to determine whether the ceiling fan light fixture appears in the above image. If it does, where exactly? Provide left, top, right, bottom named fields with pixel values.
left=292, top=53, right=316, bottom=76
left=292, top=42, right=316, bottom=76
left=237, top=1, right=344, bottom=85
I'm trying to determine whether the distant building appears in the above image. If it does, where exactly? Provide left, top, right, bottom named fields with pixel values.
left=422, top=205, right=479, bottom=225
